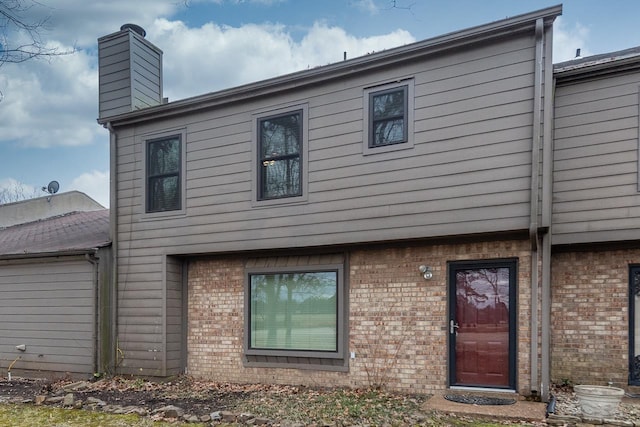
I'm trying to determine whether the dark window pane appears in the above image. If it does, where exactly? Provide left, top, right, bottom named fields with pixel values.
left=373, top=90, right=405, bottom=119
left=258, top=111, right=302, bottom=200
left=148, top=175, right=180, bottom=212
left=373, top=118, right=405, bottom=146
left=147, top=136, right=181, bottom=212
left=261, top=157, right=300, bottom=199
left=369, top=86, right=407, bottom=148
left=250, top=271, right=338, bottom=351
left=149, top=138, right=180, bottom=175
left=260, top=114, right=301, bottom=158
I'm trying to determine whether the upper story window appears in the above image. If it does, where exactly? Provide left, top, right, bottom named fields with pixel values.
left=363, top=79, right=415, bottom=155
left=146, top=135, right=181, bottom=213
left=369, top=86, right=408, bottom=147
left=257, top=109, right=303, bottom=201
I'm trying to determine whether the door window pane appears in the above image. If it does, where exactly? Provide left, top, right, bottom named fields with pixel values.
left=630, top=267, right=640, bottom=384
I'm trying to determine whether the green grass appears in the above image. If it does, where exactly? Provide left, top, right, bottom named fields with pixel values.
left=0, top=404, right=206, bottom=427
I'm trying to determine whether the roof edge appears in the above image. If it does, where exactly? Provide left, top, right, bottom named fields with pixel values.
left=99, top=5, right=562, bottom=127
left=0, top=247, right=110, bottom=262
left=554, top=46, right=640, bottom=80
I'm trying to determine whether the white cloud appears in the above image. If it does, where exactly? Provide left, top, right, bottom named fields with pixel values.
left=0, top=41, right=101, bottom=148
left=21, top=0, right=180, bottom=49
left=150, top=19, right=415, bottom=101
left=553, top=16, right=591, bottom=63
left=69, top=170, right=110, bottom=208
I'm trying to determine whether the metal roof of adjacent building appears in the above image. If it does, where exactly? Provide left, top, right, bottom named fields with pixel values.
left=0, top=210, right=110, bottom=257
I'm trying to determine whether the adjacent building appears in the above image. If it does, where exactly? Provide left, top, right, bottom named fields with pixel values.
left=0, top=192, right=113, bottom=377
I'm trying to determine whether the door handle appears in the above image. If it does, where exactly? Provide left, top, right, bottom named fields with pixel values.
left=450, top=320, right=459, bottom=335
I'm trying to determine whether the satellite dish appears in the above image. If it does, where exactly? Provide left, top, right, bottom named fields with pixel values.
left=46, top=181, right=59, bottom=195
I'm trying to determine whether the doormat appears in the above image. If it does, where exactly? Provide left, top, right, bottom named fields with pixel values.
left=444, top=394, right=516, bottom=405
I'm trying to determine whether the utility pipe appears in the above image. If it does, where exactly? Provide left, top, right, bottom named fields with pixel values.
left=85, top=251, right=99, bottom=375
left=529, top=17, right=544, bottom=397
left=540, top=21, right=556, bottom=403
left=7, top=355, right=21, bottom=381
left=106, top=122, right=118, bottom=372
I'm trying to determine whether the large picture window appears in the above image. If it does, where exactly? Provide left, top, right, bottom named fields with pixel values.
left=249, top=271, right=338, bottom=352
left=146, top=135, right=181, bottom=213
left=258, top=110, right=302, bottom=200
left=244, top=257, right=346, bottom=367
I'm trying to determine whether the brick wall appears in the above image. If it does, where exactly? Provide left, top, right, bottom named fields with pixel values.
left=187, top=239, right=533, bottom=394
left=551, top=248, right=640, bottom=387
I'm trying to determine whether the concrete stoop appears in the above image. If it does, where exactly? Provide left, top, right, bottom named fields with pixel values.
left=422, top=391, right=547, bottom=423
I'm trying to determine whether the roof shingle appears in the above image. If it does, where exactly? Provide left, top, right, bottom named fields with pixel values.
left=0, top=210, right=110, bottom=256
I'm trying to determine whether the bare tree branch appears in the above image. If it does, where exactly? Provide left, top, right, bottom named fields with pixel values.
left=0, top=181, right=40, bottom=204
left=0, top=0, right=74, bottom=66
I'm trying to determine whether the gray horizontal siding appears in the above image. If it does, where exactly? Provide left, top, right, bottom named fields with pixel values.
left=98, top=32, right=132, bottom=118
left=115, top=39, right=537, bottom=244
left=131, top=35, right=161, bottom=110
left=165, top=256, right=183, bottom=375
left=553, top=71, right=640, bottom=245
left=113, top=32, right=541, bottom=372
left=0, top=258, right=96, bottom=375
left=99, top=30, right=162, bottom=119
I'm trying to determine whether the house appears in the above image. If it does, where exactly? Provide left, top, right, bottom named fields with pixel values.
left=97, top=4, right=640, bottom=400
left=551, top=47, right=640, bottom=388
left=0, top=192, right=113, bottom=377
left=0, top=190, right=105, bottom=229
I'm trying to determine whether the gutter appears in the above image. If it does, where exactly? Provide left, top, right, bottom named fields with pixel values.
left=0, top=247, right=107, bottom=261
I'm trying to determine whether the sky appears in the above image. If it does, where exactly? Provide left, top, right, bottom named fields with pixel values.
left=1, top=0, right=640, bottom=208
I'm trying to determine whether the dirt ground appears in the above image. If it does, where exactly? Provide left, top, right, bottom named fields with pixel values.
left=0, top=376, right=257, bottom=417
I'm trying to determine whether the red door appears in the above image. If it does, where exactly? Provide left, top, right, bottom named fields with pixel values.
left=449, top=262, right=515, bottom=388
